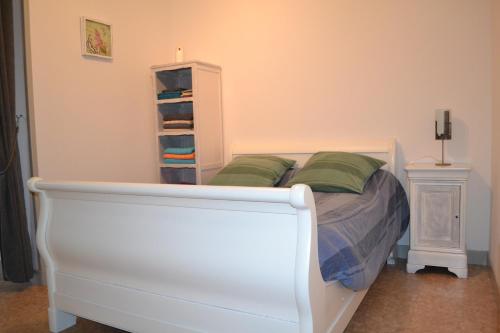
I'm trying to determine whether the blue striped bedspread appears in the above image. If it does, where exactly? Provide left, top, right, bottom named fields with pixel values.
left=314, top=169, right=409, bottom=290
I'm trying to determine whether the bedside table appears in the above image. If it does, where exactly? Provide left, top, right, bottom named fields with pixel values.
left=405, top=163, right=471, bottom=278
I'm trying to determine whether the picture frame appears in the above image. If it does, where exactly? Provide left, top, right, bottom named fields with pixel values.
left=80, top=17, right=112, bottom=59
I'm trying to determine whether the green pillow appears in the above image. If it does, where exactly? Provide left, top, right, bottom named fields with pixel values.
left=208, top=155, right=296, bottom=187
left=285, top=152, right=386, bottom=193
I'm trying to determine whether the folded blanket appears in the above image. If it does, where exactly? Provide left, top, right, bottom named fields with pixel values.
left=164, top=159, right=196, bottom=164
left=163, top=153, right=195, bottom=159
left=164, top=147, right=195, bottom=154
left=164, top=113, right=193, bottom=121
left=163, top=120, right=193, bottom=125
left=163, top=124, right=193, bottom=129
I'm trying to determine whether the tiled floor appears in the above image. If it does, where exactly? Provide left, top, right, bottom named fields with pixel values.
left=345, top=264, right=499, bottom=332
left=0, top=263, right=498, bottom=332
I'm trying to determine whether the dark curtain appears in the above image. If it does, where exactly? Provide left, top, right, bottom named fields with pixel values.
left=0, top=0, right=34, bottom=282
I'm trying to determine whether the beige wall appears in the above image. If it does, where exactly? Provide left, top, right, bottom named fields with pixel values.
left=26, top=0, right=492, bottom=251
left=25, top=0, right=159, bottom=182
left=491, top=0, right=500, bottom=287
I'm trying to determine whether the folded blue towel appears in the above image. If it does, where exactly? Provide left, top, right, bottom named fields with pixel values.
left=158, top=91, right=182, bottom=99
left=164, top=159, right=196, bottom=164
left=164, top=147, right=195, bottom=154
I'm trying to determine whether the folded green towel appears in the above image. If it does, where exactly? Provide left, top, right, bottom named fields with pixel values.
left=164, top=147, right=195, bottom=154
left=164, top=159, right=196, bottom=164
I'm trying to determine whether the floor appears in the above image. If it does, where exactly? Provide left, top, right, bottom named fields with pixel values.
left=344, top=264, right=499, bottom=332
left=0, top=263, right=498, bottom=333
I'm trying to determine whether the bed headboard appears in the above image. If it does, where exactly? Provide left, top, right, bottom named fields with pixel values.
left=231, top=138, right=397, bottom=175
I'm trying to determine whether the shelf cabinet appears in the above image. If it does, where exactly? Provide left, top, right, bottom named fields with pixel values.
left=405, top=163, right=471, bottom=278
left=151, top=61, right=224, bottom=184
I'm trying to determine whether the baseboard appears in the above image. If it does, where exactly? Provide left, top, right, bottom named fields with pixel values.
left=467, top=250, right=489, bottom=265
left=31, top=271, right=43, bottom=285
left=395, top=245, right=409, bottom=259
left=395, top=245, right=489, bottom=266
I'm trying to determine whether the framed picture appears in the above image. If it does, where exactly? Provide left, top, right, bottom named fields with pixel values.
left=81, top=17, right=112, bottom=59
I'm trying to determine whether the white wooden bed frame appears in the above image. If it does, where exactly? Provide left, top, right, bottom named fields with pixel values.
left=29, top=139, right=397, bottom=333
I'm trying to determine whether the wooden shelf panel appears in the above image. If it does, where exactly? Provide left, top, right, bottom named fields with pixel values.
left=160, top=163, right=196, bottom=169
left=156, top=97, right=193, bottom=104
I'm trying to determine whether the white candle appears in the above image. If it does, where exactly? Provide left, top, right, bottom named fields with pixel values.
left=175, top=47, right=184, bottom=63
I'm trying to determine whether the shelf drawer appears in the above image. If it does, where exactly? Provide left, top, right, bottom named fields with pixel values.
left=157, top=102, right=194, bottom=132
left=161, top=167, right=196, bottom=185
left=155, top=67, right=192, bottom=94
left=159, top=134, right=195, bottom=150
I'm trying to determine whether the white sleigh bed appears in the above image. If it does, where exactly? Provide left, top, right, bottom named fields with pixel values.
left=29, top=139, right=398, bottom=333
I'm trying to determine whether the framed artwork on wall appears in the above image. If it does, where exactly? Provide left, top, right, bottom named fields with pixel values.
left=80, top=17, right=112, bottom=59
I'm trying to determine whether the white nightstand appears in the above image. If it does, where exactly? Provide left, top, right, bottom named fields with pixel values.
left=405, top=163, right=471, bottom=278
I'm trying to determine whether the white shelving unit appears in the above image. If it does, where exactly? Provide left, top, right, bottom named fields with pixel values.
left=151, top=61, right=224, bottom=184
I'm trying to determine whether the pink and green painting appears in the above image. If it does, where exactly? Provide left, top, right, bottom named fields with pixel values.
left=83, top=18, right=112, bottom=58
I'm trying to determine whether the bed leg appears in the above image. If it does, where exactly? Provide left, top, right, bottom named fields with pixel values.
left=48, top=307, right=76, bottom=332
left=386, top=249, right=396, bottom=265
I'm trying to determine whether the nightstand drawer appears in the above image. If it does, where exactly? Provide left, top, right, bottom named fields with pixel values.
left=414, top=184, right=460, bottom=249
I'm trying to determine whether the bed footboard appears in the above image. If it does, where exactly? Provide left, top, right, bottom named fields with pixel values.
left=29, top=178, right=330, bottom=333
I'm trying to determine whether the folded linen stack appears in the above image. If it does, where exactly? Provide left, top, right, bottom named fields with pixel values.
left=163, top=146, right=195, bottom=164
left=163, top=120, right=194, bottom=129
left=181, top=89, right=192, bottom=97
left=157, top=90, right=182, bottom=99
left=157, top=88, right=192, bottom=100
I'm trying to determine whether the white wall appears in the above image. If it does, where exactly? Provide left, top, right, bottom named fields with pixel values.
left=26, top=0, right=492, bottom=251
left=491, top=0, right=500, bottom=287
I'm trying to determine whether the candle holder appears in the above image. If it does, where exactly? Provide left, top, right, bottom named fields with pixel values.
left=435, top=110, right=452, bottom=166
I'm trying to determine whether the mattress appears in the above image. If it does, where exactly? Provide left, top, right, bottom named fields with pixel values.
left=313, top=169, right=409, bottom=290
